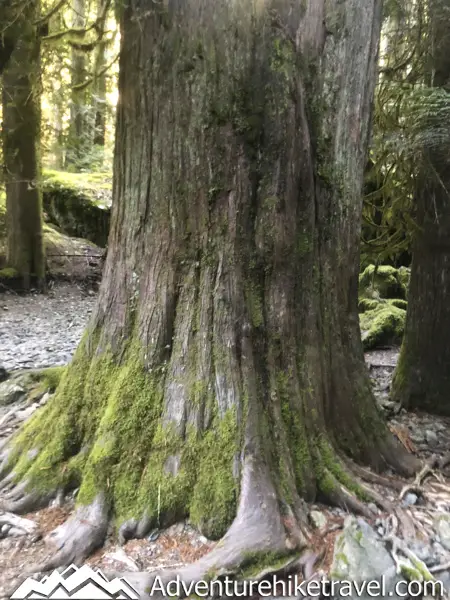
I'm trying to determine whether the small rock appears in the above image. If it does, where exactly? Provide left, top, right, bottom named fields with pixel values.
left=410, top=433, right=425, bottom=444
left=368, top=503, right=379, bottom=515
left=403, top=493, right=418, bottom=506
left=408, top=541, right=433, bottom=566
left=0, top=382, right=26, bottom=406
left=435, top=515, right=450, bottom=551
left=425, top=430, right=438, bottom=446
left=309, top=510, right=327, bottom=530
left=147, top=529, right=160, bottom=542
left=39, top=392, right=51, bottom=405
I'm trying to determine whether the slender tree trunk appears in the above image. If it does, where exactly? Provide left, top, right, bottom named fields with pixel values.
left=93, top=46, right=107, bottom=148
left=48, top=11, right=66, bottom=170
left=93, top=0, right=108, bottom=150
left=66, top=0, right=90, bottom=170
left=391, top=0, right=450, bottom=416
left=1, top=0, right=45, bottom=289
left=1, top=0, right=417, bottom=580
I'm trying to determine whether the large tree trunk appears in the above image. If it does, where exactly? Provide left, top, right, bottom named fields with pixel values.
left=0, top=0, right=417, bottom=584
left=1, top=0, right=45, bottom=290
left=391, top=0, right=450, bottom=416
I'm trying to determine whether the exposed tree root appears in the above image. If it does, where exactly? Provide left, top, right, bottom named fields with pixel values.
left=108, top=457, right=293, bottom=598
left=0, top=449, right=12, bottom=481
left=33, top=495, right=109, bottom=572
left=320, top=468, right=374, bottom=519
left=0, top=472, right=15, bottom=493
left=1, top=489, right=54, bottom=515
left=118, top=514, right=153, bottom=545
left=439, top=453, right=450, bottom=469
left=343, top=458, right=406, bottom=492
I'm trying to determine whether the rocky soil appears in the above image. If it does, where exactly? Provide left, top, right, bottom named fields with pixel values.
left=1, top=286, right=450, bottom=599
left=0, top=283, right=96, bottom=372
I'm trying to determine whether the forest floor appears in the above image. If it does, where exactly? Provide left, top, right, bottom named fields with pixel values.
left=1, top=284, right=450, bottom=597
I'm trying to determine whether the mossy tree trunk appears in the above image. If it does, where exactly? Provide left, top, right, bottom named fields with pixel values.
left=1, top=0, right=45, bottom=290
left=1, top=0, right=418, bottom=582
left=391, top=0, right=450, bottom=416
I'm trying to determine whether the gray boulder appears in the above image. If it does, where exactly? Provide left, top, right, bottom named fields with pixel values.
left=0, top=380, right=26, bottom=406
left=330, top=516, right=403, bottom=600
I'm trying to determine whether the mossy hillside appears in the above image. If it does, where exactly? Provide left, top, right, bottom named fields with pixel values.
left=359, top=264, right=409, bottom=300
left=360, top=304, right=406, bottom=351
left=42, top=170, right=111, bottom=247
left=43, top=171, right=112, bottom=205
left=9, top=335, right=240, bottom=539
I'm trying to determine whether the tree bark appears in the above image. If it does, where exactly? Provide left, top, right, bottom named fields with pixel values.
left=92, top=0, right=108, bottom=150
left=1, top=0, right=45, bottom=289
left=0, top=2, right=16, bottom=74
left=391, top=0, right=450, bottom=416
left=65, top=0, right=90, bottom=170
left=1, top=0, right=418, bottom=576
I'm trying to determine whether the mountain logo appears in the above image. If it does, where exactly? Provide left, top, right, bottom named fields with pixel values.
left=10, top=564, right=140, bottom=599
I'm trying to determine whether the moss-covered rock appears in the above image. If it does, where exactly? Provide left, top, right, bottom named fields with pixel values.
left=331, top=516, right=402, bottom=600
left=360, top=304, right=406, bottom=350
left=42, top=171, right=111, bottom=247
left=359, top=264, right=408, bottom=300
left=358, top=298, right=379, bottom=313
left=0, top=367, right=65, bottom=406
left=358, top=264, right=410, bottom=349
left=44, top=223, right=103, bottom=282
left=388, top=298, right=408, bottom=310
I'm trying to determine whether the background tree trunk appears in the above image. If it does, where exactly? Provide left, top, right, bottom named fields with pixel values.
left=1, top=0, right=45, bottom=289
left=391, top=0, right=450, bottom=416
left=65, top=0, right=90, bottom=170
left=1, top=0, right=417, bottom=575
left=92, top=0, right=108, bottom=150
left=0, top=1, right=16, bottom=74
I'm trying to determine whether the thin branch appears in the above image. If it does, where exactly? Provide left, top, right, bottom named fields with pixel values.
left=72, top=52, right=119, bottom=91
left=36, top=0, right=69, bottom=26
